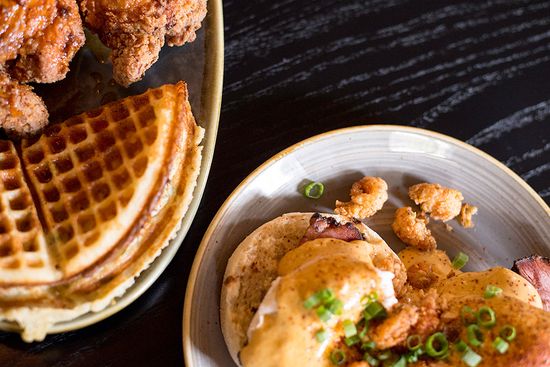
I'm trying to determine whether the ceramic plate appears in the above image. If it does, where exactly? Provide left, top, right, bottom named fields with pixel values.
left=0, top=0, right=223, bottom=335
left=183, top=125, right=550, bottom=366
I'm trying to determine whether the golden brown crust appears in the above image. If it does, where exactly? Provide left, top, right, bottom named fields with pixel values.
left=392, top=207, right=437, bottom=250
left=0, top=0, right=85, bottom=83
left=79, top=0, right=207, bottom=86
left=458, top=203, right=478, bottom=228
left=0, top=82, right=204, bottom=341
left=408, top=183, right=463, bottom=222
left=0, top=71, right=49, bottom=136
left=335, top=176, right=388, bottom=219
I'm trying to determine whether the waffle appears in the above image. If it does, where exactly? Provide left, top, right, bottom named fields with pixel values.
left=0, top=81, right=203, bottom=341
left=0, top=140, right=59, bottom=284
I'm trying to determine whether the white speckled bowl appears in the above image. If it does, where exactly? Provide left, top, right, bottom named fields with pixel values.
left=183, top=125, right=550, bottom=366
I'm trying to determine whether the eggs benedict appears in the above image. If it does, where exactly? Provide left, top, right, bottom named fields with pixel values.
left=221, top=213, right=406, bottom=365
left=220, top=213, right=550, bottom=367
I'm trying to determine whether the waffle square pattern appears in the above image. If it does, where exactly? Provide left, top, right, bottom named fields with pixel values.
left=0, top=82, right=203, bottom=341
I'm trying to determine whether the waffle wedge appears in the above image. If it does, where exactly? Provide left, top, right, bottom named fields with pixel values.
left=0, top=81, right=203, bottom=341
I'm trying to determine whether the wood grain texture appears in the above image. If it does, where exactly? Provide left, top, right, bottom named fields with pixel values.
left=1, top=0, right=549, bottom=365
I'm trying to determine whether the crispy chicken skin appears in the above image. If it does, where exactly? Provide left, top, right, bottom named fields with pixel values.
left=0, top=71, right=48, bottom=135
left=0, top=0, right=84, bottom=135
left=79, top=0, right=207, bottom=86
left=0, top=0, right=84, bottom=83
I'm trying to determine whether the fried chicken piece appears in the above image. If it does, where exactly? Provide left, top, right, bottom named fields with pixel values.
left=392, top=207, right=437, bottom=250
left=369, top=304, right=419, bottom=349
left=0, top=0, right=84, bottom=83
left=335, top=176, right=388, bottom=219
left=0, top=71, right=48, bottom=135
left=406, top=262, right=440, bottom=289
left=409, top=183, right=463, bottom=222
left=79, top=0, right=207, bottom=86
left=458, top=203, right=478, bottom=228
left=0, top=0, right=84, bottom=135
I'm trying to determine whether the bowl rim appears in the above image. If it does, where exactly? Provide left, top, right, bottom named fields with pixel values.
left=182, top=124, right=549, bottom=366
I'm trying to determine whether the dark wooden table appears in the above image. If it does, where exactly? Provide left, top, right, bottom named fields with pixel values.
left=2, top=0, right=549, bottom=365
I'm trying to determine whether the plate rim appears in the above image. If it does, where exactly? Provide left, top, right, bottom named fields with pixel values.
left=182, top=124, right=549, bottom=366
left=0, top=0, right=224, bottom=336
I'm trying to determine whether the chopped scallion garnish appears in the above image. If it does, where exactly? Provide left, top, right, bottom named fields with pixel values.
left=361, top=341, right=376, bottom=351
left=492, top=336, right=509, bottom=354
left=304, top=288, right=334, bottom=309
left=476, top=306, right=496, bottom=328
left=455, top=340, right=468, bottom=352
left=344, top=335, right=361, bottom=347
left=391, top=356, right=406, bottom=367
left=499, top=325, right=516, bottom=341
left=462, top=349, right=482, bottom=367
left=405, top=347, right=423, bottom=363
left=315, top=329, right=328, bottom=343
left=377, top=350, right=392, bottom=361
left=343, top=319, right=357, bottom=338
left=406, top=334, right=422, bottom=351
left=330, top=349, right=346, bottom=365
left=303, top=182, right=325, bottom=199
left=364, top=301, right=386, bottom=320
left=425, top=332, right=448, bottom=358
left=483, top=284, right=503, bottom=299
left=358, top=323, right=368, bottom=339
left=363, top=352, right=379, bottom=366
left=326, top=298, right=343, bottom=316
left=304, top=294, right=321, bottom=310
left=316, top=305, right=332, bottom=322
left=452, top=252, right=469, bottom=269
left=466, top=324, right=483, bottom=347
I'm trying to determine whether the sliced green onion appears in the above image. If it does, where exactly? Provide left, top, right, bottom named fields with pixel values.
left=304, top=289, right=334, bottom=309
left=455, top=340, right=468, bottom=352
left=483, top=284, right=503, bottom=299
left=405, top=347, right=423, bottom=363
left=391, top=356, right=406, bottom=367
left=315, top=329, right=328, bottom=343
left=425, top=332, right=448, bottom=358
left=364, top=301, right=386, bottom=320
left=452, top=252, right=469, bottom=269
left=405, top=352, right=418, bottom=363
left=461, top=306, right=477, bottom=325
left=466, top=324, right=484, bottom=347
left=316, top=305, right=332, bottom=322
left=344, top=335, right=361, bottom=347
left=319, top=288, right=335, bottom=302
left=361, top=292, right=379, bottom=304
left=492, top=336, right=509, bottom=354
left=358, top=324, right=368, bottom=339
left=304, top=294, right=320, bottom=309
left=304, top=182, right=324, bottom=199
left=330, top=349, right=346, bottom=365
left=476, top=306, right=496, bottom=328
left=326, top=299, right=343, bottom=315
left=343, top=319, right=357, bottom=337
left=363, top=352, right=379, bottom=366
left=377, top=350, right=392, bottom=360
left=406, top=334, right=422, bottom=351
left=499, top=325, right=516, bottom=341
left=361, top=340, right=376, bottom=351
left=462, top=349, right=482, bottom=367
